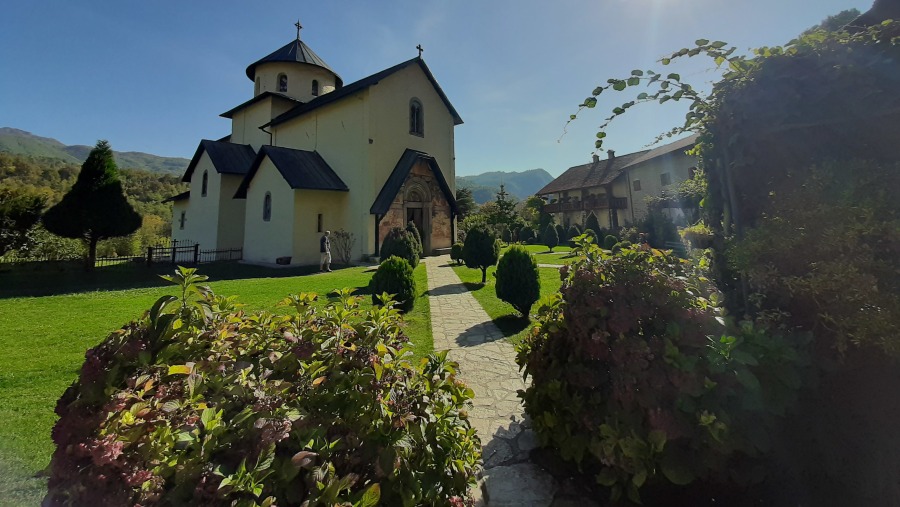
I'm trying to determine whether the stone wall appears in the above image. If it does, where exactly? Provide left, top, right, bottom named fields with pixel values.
left=378, top=159, right=453, bottom=255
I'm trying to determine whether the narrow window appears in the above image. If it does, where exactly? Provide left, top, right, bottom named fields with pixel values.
left=317, top=213, right=323, bottom=233
left=409, top=99, right=424, bottom=136
left=255, top=76, right=260, bottom=95
left=201, top=170, right=208, bottom=197
left=179, top=211, right=186, bottom=230
left=277, top=74, right=288, bottom=93
left=263, top=192, right=272, bottom=222
left=633, top=179, right=642, bottom=192
left=311, top=79, right=319, bottom=96
left=660, top=172, right=672, bottom=186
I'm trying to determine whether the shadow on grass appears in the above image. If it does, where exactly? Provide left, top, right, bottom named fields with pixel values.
left=0, top=261, right=359, bottom=299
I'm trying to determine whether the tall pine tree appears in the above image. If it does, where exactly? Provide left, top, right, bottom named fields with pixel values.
left=43, top=140, right=141, bottom=269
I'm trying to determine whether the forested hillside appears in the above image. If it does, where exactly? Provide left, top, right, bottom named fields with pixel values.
left=0, top=152, right=186, bottom=259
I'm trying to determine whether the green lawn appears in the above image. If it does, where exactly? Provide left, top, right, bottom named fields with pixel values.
left=451, top=263, right=563, bottom=346
left=0, top=263, right=432, bottom=505
left=499, top=243, right=575, bottom=266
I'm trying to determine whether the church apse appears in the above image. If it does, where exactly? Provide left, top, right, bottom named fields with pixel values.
left=378, top=160, right=453, bottom=254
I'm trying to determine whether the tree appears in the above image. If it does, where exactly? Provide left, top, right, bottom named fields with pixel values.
left=543, top=223, right=559, bottom=252
left=406, top=220, right=423, bottom=256
left=803, top=8, right=861, bottom=34
left=495, top=246, right=540, bottom=317
left=584, top=211, right=601, bottom=238
left=42, top=141, right=141, bottom=268
left=455, top=187, right=478, bottom=220
left=462, top=225, right=500, bottom=284
left=519, top=195, right=545, bottom=229
left=0, top=187, right=45, bottom=256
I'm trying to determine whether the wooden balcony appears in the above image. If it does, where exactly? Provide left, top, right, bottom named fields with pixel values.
left=544, top=196, right=628, bottom=213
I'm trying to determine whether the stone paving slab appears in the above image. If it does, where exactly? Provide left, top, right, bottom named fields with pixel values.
left=424, top=255, right=596, bottom=506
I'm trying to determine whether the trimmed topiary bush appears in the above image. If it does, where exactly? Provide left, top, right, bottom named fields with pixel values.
left=543, top=224, right=559, bottom=252
left=45, top=267, right=479, bottom=506
left=462, top=225, right=500, bottom=284
left=567, top=225, right=581, bottom=245
left=405, top=221, right=424, bottom=256
left=584, top=211, right=601, bottom=237
left=495, top=246, right=540, bottom=317
left=603, top=234, right=619, bottom=250
left=519, top=227, right=535, bottom=244
left=450, top=242, right=464, bottom=265
left=380, top=227, right=419, bottom=267
left=370, top=255, right=416, bottom=312
left=555, top=224, right=567, bottom=243
left=516, top=243, right=806, bottom=502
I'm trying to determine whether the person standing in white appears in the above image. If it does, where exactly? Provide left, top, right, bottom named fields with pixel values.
left=319, top=230, right=332, bottom=272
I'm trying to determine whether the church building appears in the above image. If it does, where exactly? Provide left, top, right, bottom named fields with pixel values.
left=168, top=23, right=461, bottom=265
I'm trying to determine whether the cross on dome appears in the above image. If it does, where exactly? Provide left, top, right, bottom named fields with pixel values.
left=295, top=19, right=303, bottom=40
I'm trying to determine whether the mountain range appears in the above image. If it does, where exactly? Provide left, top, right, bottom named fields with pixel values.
left=457, top=169, right=553, bottom=203
left=0, top=128, right=189, bottom=175
left=0, top=128, right=555, bottom=201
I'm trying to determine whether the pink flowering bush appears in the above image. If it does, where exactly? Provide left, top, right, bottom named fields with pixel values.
left=45, top=267, right=480, bottom=506
left=516, top=239, right=807, bottom=502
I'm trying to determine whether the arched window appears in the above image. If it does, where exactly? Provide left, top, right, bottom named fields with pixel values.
left=409, top=99, right=424, bottom=136
left=263, top=192, right=272, bottom=222
left=311, top=79, right=319, bottom=96
left=201, top=170, right=208, bottom=197
left=255, top=76, right=261, bottom=95
left=179, top=211, right=186, bottom=230
left=277, top=74, right=288, bottom=93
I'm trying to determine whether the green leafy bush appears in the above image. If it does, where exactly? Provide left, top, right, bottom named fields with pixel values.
left=380, top=227, right=419, bottom=268
left=500, top=224, right=511, bottom=244
left=405, top=221, right=423, bottom=256
left=45, top=267, right=479, bottom=506
left=602, top=234, right=618, bottom=250
left=462, top=226, right=500, bottom=284
left=555, top=224, right=567, bottom=242
left=495, top=246, right=540, bottom=317
left=516, top=240, right=806, bottom=502
left=582, top=228, right=597, bottom=245
left=638, top=209, right=680, bottom=249
left=729, top=160, right=900, bottom=357
left=518, top=227, right=535, bottom=244
left=680, top=223, right=713, bottom=249
left=370, top=255, right=417, bottom=312
left=450, top=242, right=464, bottom=265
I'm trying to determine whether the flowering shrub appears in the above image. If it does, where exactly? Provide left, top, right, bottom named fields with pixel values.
left=516, top=240, right=806, bottom=502
left=45, top=267, right=480, bottom=506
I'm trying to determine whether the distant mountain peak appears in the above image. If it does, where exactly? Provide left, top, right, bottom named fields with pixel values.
left=456, top=168, right=554, bottom=204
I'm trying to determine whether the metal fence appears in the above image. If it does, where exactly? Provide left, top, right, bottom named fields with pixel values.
left=1, top=243, right=242, bottom=270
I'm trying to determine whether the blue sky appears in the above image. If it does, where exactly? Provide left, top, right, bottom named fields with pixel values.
left=0, top=1, right=871, bottom=177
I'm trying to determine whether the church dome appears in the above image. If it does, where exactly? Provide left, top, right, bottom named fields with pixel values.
left=245, top=38, right=343, bottom=88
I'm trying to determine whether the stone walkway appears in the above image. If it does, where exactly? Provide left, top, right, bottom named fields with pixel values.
left=423, top=255, right=596, bottom=507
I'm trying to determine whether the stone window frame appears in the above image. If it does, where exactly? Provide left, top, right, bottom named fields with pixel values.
left=263, top=192, right=272, bottom=222
left=409, top=98, right=424, bottom=137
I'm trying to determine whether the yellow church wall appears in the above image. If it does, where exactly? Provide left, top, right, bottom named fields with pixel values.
left=254, top=62, right=338, bottom=102
left=365, top=64, right=456, bottom=196
left=231, top=99, right=277, bottom=150
left=216, top=174, right=246, bottom=250
left=291, top=190, right=350, bottom=266
left=273, top=94, right=372, bottom=260
left=175, top=152, right=220, bottom=249
left=171, top=200, right=188, bottom=240
left=242, top=159, right=295, bottom=264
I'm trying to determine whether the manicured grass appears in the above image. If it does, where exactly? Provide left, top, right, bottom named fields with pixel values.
left=451, top=263, right=563, bottom=346
left=499, top=243, right=575, bottom=266
left=0, top=263, right=432, bottom=504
